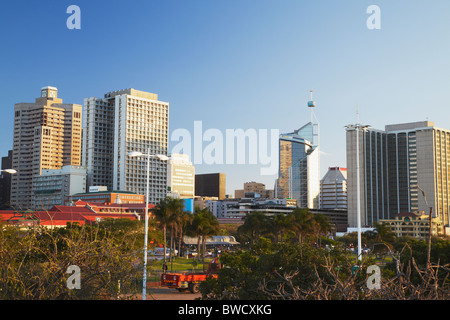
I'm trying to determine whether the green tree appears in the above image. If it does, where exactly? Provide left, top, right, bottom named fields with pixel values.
left=289, top=208, right=315, bottom=243
left=237, top=211, right=269, bottom=247
left=312, top=213, right=332, bottom=247
left=0, top=219, right=146, bottom=299
left=165, top=197, right=186, bottom=262
left=188, top=208, right=220, bottom=263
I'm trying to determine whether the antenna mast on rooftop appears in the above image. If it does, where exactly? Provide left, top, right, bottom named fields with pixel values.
left=307, top=90, right=319, bottom=147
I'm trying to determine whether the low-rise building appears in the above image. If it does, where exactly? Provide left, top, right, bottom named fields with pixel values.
left=0, top=200, right=155, bottom=229
left=67, top=189, right=145, bottom=205
left=33, top=165, right=87, bottom=210
left=380, top=211, right=445, bottom=240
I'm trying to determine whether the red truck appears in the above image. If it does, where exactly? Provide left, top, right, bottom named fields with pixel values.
left=160, top=258, right=220, bottom=293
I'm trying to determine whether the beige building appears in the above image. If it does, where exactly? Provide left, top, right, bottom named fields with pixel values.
left=194, top=196, right=218, bottom=210
left=167, top=153, right=195, bottom=199
left=346, top=121, right=450, bottom=234
left=234, top=181, right=274, bottom=199
left=380, top=211, right=445, bottom=240
left=11, top=87, right=82, bottom=209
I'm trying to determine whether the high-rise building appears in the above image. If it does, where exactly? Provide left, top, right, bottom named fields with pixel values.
left=346, top=121, right=450, bottom=232
left=276, top=122, right=320, bottom=208
left=11, top=87, right=82, bottom=209
left=320, top=167, right=347, bottom=210
left=195, top=173, right=226, bottom=200
left=0, top=150, right=13, bottom=209
left=167, top=153, right=195, bottom=199
left=83, top=88, right=169, bottom=204
left=82, top=96, right=115, bottom=190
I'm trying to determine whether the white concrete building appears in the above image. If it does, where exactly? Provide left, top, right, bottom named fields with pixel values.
left=83, top=88, right=169, bottom=204
left=33, top=165, right=86, bottom=210
left=320, top=167, right=347, bottom=210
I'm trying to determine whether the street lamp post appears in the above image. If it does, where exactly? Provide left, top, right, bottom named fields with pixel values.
left=345, top=120, right=369, bottom=262
left=415, top=184, right=433, bottom=268
left=355, top=124, right=369, bottom=261
left=0, top=169, right=17, bottom=174
left=128, top=150, right=168, bottom=300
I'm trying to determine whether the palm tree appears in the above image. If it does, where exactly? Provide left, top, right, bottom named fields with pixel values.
left=153, top=197, right=184, bottom=265
left=312, top=213, right=331, bottom=247
left=237, top=211, right=268, bottom=247
left=166, top=197, right=186, bottom=262
left=176, top=210, right=193, bottom=257
left=272, top=213, right=291, bottom=243
left=188, top=208, right=219, bottom=263
left=289, top=208, right=315, bottom=244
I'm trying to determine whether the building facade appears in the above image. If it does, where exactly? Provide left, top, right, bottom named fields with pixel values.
left=0, top=150, right=13, bottom=209
left=205, top=198, right=297, bottom=219
left=167, top=153, right=195, bottom=199
left=11, top=87, right=82, bottom=209
left=82, top=96, right=115, bottom=190
left=320, top=167, right=347, bottom=210
left=195, top=173, right=226, bottom=200
left=234, top=181, right=274, bottom=199
left=83, top=88, right=169, bottom=204
left=380, top=211, right=444, bottom=240
left=276, top=122, right=320, bottom=209
left=346, top=121, right=450, bottom=232
left=67, top=189, right=144, bottom=205
left=33, top=165, right=87, bottom=210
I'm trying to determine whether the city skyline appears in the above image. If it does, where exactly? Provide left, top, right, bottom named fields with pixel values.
left=1, top=1, right=450, bottom=195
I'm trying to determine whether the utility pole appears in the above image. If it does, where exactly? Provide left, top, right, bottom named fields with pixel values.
left=416, top=184, right=433, bottom=268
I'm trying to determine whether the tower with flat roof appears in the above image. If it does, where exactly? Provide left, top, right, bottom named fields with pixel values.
left=346, top=120, right=450, bottom=233
left=11, top=87, right=82, bottom=209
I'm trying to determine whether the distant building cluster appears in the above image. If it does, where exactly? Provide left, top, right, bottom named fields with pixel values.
left=0, top=86, right=449, bottom=239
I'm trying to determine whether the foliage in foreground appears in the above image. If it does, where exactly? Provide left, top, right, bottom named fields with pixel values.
left=199, top=239, right=450, bottom=300
left=0, top=219, right=156, bottom=300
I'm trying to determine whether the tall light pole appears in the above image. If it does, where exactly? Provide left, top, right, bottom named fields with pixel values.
left=128, top=150, right=168, bottom=300
left=415, top=184, right=433, bottom=268
left=345, top=115, right=369, bottom=261
left=0, top=169, right=17, bottom=174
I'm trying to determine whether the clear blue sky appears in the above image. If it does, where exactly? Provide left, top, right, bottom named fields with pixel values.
left=1, top=0, right=450, bottom=195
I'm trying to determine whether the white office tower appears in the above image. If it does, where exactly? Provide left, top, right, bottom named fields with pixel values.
left=167, top=153, right=195, bottom=199
left=320, top=167, right=347, bottom=210
left=83, top=88, right=169, bottom=204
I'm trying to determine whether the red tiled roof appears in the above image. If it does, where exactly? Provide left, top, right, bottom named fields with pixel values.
left=0, top=201, right=143, bottom=227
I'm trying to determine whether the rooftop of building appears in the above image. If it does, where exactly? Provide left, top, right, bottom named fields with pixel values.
left=70, top=190, right=140, bottom=196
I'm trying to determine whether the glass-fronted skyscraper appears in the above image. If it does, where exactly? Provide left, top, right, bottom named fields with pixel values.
left=277, top=122, right=320, bottom=209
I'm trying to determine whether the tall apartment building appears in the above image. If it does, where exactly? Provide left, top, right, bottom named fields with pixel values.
left=346, top=121, right=450, bottom=231
left=276, top=122, right=320, bottom=209
left=83, top=88, right=169, bottom=204
left=11, top=87, right=82, bottom=209
left=320, top=167, right=347, bottom=210
left=82, top=96, right=115, bottom=190
left=167, top=153, right=195, bottom=199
